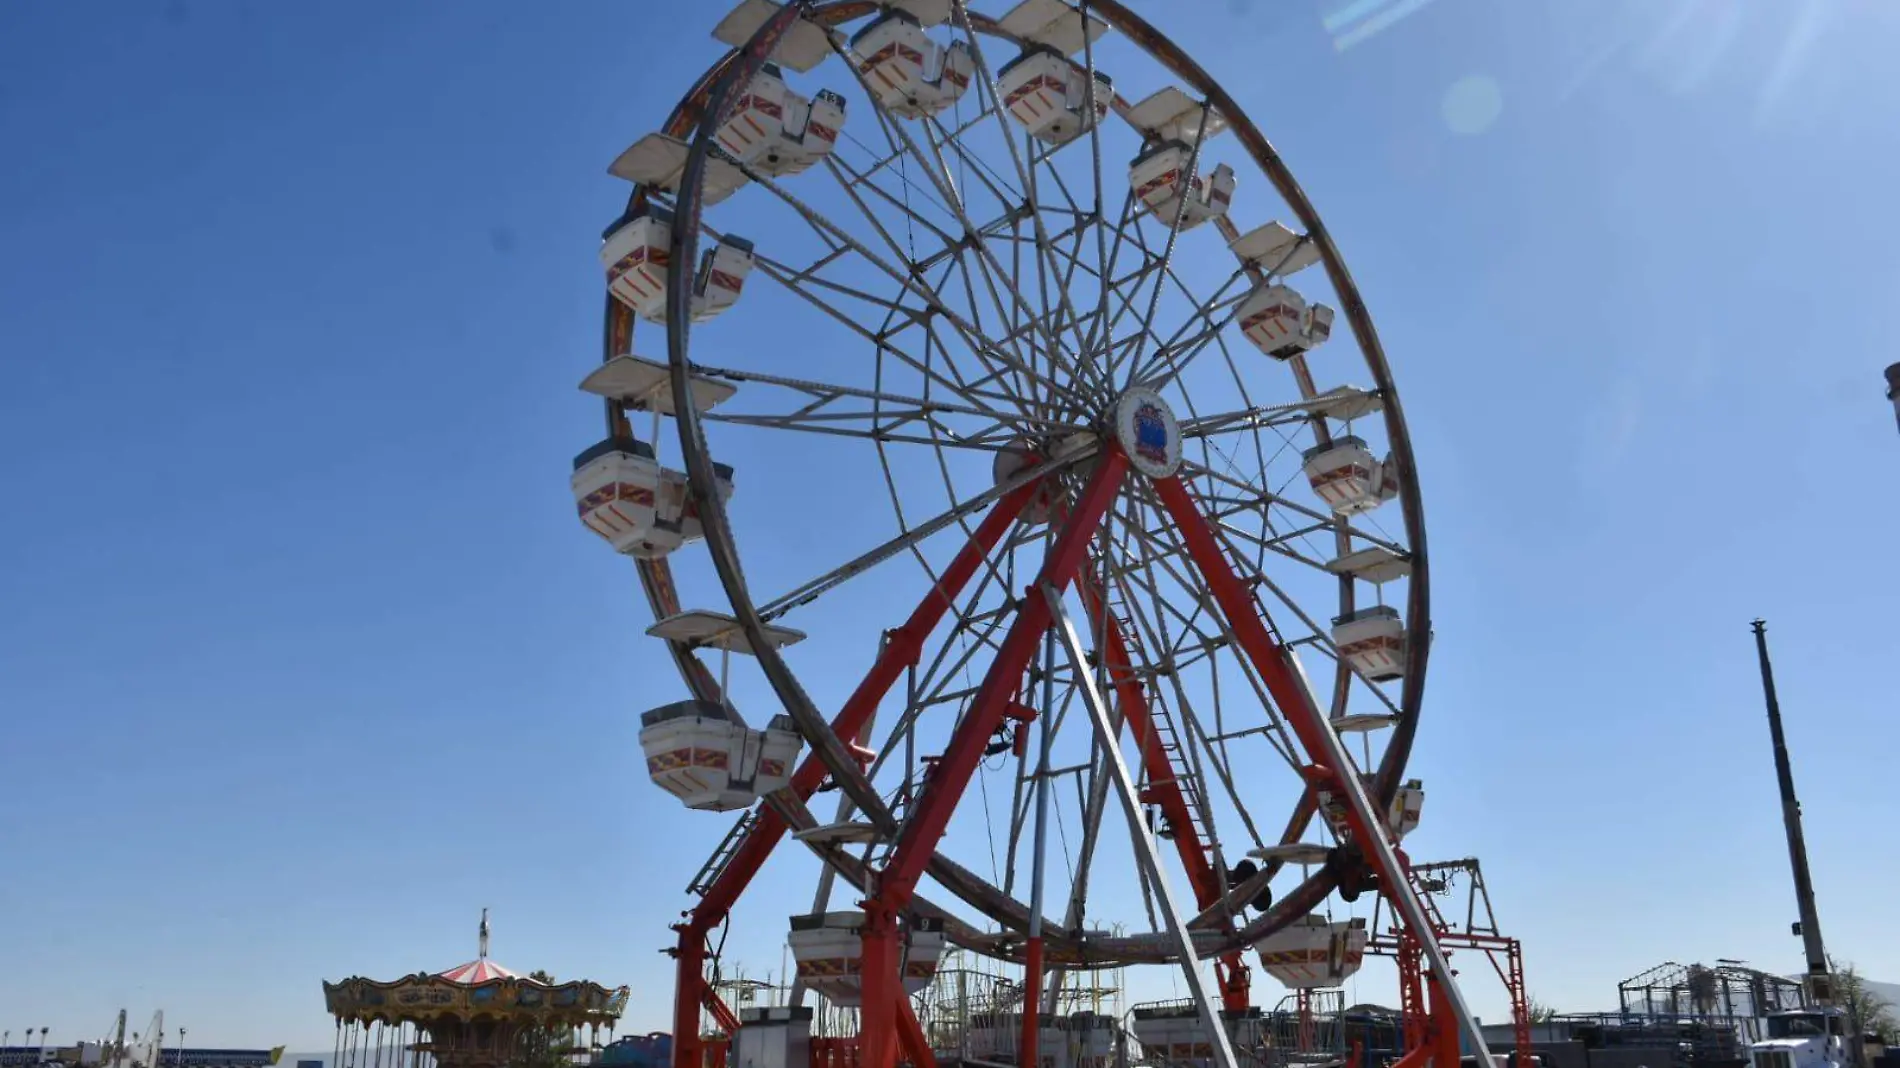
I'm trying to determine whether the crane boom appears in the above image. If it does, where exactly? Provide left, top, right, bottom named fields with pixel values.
left=1750, top=619, right=1834, bottom=1006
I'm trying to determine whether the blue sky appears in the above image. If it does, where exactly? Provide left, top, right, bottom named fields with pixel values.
left=2, top=0, right=1897, bottom=1053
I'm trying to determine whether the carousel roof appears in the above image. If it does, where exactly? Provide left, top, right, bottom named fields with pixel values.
left=437, top=957, right=521, bottom=984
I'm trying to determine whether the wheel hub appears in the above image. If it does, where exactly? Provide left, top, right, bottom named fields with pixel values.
left=1111, top=388, right=1183, bottom=479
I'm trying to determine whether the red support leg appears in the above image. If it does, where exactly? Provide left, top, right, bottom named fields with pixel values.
left=1020, top=937, right=1045, bottom=1068
left=1154, top=475, right=1474, bottom=1040
left=858, top=902, right=902, bottom=1068
left=1429, top=973, right=1463, bottom=1068
left=857, top=451, right=1131, bottom=1068
left=672, top=927, right=708, bottom=1068
left=895, top=993, right=938, bottom=1068
left=665, top=483, right=1041, bottom=1068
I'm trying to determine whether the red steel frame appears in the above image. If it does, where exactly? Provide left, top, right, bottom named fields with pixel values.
left=667, top=477, right=1046, bottom=1068
left=669, top=450, right=1471, bottom=1068
left=1370, top=858, right=1533, bottom=1066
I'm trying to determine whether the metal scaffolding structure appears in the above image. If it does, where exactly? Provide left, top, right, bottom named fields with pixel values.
left=1616, top=961, right=1805, bottom=1043
left=1367, top=858, right=1531, bottom=1066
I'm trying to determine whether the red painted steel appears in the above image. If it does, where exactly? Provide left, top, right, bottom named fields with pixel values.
left=666, top=480, right=1041, bottom=1068
left=1075, top=575, right=1252, bottom=1010
left=857, top=451, right=1131, bottom=1068
left=1019, top=936, right=1045, bottom=1068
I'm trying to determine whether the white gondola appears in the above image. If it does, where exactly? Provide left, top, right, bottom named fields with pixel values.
left=1332, top=604, right=1406, bottom=682
left=997, top=48, right=1112, bottom=146
left=572, top=438, right=664, bottom=554
left=715, top=64, right=847, bottom=177
left=850, top=8, right=974, bottom=119
left=1302, top=436, right=1384, bottom=514
left=630, top=463, right=736, bottom=559
left=1129, top=141, right=1235, bottom=231
left=967, top=1013, right=1071, bottom=1068
left=1236, top=283, right=1334, bottom=361
left=601, top=206, right=755, bottom=324
left=1228, top=220, right=1322, bottom=277
left=1389, top=778, right=1424, bottom=839
left=787, top=912, right=946, bottom=1006
left=1252, top=915, right=1368, bottom=989
left=606, top=133, right=750, bottom=206
left=1130, top=1005, right=1264, bottom=1067
left=1316, top=772, right=1421, bottom=840
left=638, top=701, right=802, bottom=811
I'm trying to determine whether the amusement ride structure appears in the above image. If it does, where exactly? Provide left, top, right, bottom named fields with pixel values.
left=573, top=3, right=1501, bottom=1068
left=322, top=913, right=629, bottom=1068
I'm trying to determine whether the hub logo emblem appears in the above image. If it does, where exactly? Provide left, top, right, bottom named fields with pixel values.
left=1114, top=388, right=1182, bottom=478
left=1134, top=403, right=1168, bottom=466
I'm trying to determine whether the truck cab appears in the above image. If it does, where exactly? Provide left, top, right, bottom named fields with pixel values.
left=1750, top=1008, right=1851, bottom=1068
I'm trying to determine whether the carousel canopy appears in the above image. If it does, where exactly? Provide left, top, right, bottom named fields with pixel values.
left=321, top=910, right=629, bottom=1027
left=437, top=958, right=521, bottom=985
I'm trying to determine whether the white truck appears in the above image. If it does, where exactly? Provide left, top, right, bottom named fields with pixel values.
left=1748, top=1007, right=1853, bottom=1068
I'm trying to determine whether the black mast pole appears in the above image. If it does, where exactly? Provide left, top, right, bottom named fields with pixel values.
left=1750, top=619, right=1834, bottom=1007
left=1885, top=363, right=1900, bottom=434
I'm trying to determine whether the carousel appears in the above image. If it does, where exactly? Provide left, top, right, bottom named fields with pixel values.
left=322, top=912, right=629, bottom=1068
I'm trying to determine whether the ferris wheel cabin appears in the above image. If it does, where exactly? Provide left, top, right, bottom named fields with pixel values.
left=1302, top=436, right=1396, bottom=515
left=572, top=437, right=734, bottom=560
left=638, top=701, right=802, bottom=812
left=1237, top=283, right=1336, bottom=361
left=1331, top=604, right=1407, bottom=682
left=715, top=63, right=847, bottom=178
left=1251, top=915, right=1369, bottom=989
left=1126, top=87, right=1236, bottom=231
left=786, top=911, right=947, bottom=1006
left=995, top=0, right=1115, bottom=148
left=850, top=7, right=975, bottom=119
left=1130, top=144, right=1236, bottom=232
left=601, top=206, right=756, bottom=324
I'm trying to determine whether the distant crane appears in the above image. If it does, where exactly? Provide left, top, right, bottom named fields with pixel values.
left=1749, top=619, right=1834, bottom=1007
left=1885, top=364, right=1899, bottom=434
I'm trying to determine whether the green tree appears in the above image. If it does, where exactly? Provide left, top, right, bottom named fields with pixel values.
left=1525, top=996, right=1559, bottom=1024
left=1830, top=957, right=1899, bottom=1044
left=511, top=971, right=578, bottom=1068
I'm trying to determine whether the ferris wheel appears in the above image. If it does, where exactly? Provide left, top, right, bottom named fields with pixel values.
left=573, top=3, right=1491, bottom=1067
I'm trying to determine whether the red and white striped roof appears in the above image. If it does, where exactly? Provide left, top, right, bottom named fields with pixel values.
left=436, top=957, right=521, bottom=984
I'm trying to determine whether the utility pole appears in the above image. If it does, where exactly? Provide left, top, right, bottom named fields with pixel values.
left=1749, top=619, right=1834, bottom=1007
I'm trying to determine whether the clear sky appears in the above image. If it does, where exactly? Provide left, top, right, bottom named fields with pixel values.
left=2, top=0, right=1896, bottom=1054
